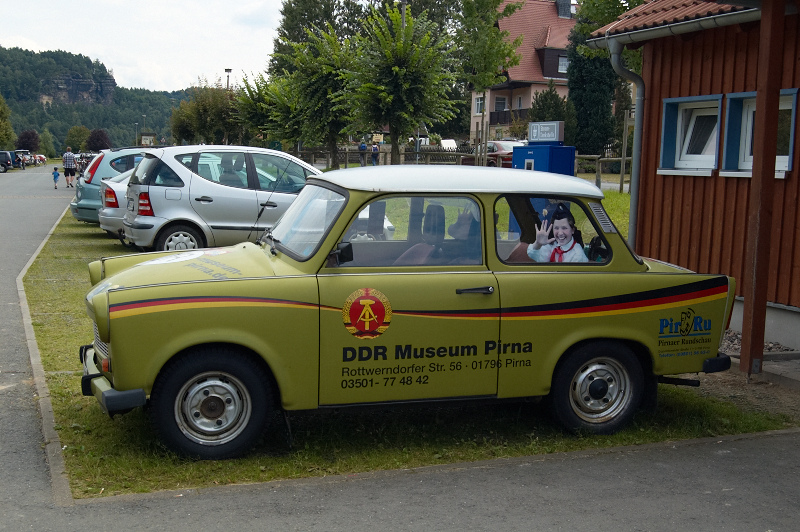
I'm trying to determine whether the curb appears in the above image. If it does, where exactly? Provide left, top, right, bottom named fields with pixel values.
left=16, top=205, right=74, bottom=507
left=730, top=355, right=800, bottom=393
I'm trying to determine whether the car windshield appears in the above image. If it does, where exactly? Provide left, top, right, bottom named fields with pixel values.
left=269, top=184, right=346, bottom=260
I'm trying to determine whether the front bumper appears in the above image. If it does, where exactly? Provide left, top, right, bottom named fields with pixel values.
left=79, top=344, right=146, bottom=416
left=702, top=352, right=732, bottom=373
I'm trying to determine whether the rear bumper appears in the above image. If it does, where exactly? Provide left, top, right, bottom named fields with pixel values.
left=79, top=344, right=146, bottom=416
left=702, top=352, right=732, bottom=374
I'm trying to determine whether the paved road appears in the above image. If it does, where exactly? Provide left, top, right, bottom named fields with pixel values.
left=2, top=164, right=799, bottom=531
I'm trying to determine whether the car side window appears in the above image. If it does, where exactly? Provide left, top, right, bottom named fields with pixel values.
left=109, top=155, right=132, bottom=173
left=495, top=195, right=610, bottom=264
left=151, top=163, right=184, bottom=187
left=250, top=153, right=307, bottom=194
left=195, top=152, right=249, bottom=188
left=335, top=196, right=483, bottom=268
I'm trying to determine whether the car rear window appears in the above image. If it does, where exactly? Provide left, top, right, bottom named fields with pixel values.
left=130, top=156, right=160, bottom=185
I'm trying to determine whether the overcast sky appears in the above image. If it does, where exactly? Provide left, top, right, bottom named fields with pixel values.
left=3, top=0, right=283, bottom=92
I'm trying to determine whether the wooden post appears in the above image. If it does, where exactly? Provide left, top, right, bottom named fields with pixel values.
left=740, top=0, right=785, bottom=376
left=619, top=109, right=630, bottom=193
left=595, top=156, right=602, bottom=188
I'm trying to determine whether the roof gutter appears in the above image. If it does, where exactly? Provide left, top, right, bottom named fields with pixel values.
left=585, top=8, right=760, bottom=250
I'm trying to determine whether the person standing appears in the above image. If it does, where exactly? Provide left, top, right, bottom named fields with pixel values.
left=62, top=147, right=76, bottom=188
left=359, top=141, right=367, bottom=167
left=52, top=167, right=60, bottom=189
left=371, top=142, right=379, bottom=166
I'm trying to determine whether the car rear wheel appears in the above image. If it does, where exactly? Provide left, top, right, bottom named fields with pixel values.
left=156, top=224, right=204, bottom=251
left=150, top=348, right=273, bottom=459
left=0, top=164, right=6, bottom=173
left=550, top=341, right=643, bottom=435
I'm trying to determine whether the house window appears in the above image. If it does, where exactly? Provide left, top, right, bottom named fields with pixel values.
left=495, top=96, right=508, bottom=112
left=475, top=96, right=484, bottom=114
left=723, top=90, right=797, bottom=173
left=517, top=96, right=523, bottom=109
left=660, top=95, right=722, bottom=172
left=558, top=56, right=569, bottom=74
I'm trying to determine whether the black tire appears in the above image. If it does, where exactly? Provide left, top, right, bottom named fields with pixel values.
left=487, top=160, right=497, bottom=167
left=0, top=164, right=6, bottom=173
left=550, top=341, right=644, bottom=435
left=155, top=224, right=204, bottom=251
left=149, top=347, right=273, bottom=459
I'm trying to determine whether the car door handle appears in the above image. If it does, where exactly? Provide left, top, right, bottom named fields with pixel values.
left=194, top=196, right=213, bottom=203
left=456, top=286, right=494, bottom=295
left=260, top=201, right=278, bottom=208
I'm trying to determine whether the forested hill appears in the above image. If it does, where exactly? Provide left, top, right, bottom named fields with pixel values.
left=0, top=46, right=188, bottom=153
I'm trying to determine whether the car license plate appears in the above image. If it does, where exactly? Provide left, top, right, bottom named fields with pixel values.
left=127, top=197, right=134, bottom=212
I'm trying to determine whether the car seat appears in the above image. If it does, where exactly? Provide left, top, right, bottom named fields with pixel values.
left=219, top=154, right=245, bottom=187
left=393, top=204, right=445, bottom=266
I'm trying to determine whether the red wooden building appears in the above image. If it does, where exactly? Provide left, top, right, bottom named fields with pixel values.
left=588, top=1, right=800, bottom=356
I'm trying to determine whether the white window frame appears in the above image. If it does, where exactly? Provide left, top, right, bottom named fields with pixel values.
left=558, top=56, right=569, bottom=74
left=738, top=96, right=793, bottom=171
left=495, top=96, right=508, bottom=112
left=475, top=96, right=484, bottom=115
left=676, top=103, right=719, bottom=168
left=659, top=95, right=722, bottom=174
left=517, top=96, right=523, bottom=109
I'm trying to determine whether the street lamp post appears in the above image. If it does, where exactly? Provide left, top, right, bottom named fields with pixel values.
left=135, top=122, right=138, bottom=146
left=142, top=114, right=146, bottom=132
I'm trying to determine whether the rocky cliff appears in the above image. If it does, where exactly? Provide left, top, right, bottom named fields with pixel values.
left=39, top=74, right=117, bottom=105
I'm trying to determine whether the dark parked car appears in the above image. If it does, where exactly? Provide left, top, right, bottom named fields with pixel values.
left=0, top=151, right=13, bottom=173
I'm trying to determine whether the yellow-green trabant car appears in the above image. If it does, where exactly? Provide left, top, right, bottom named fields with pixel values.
left=80, top=166, right=735, bottom=459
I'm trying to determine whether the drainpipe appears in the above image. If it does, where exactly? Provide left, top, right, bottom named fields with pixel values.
left=607, top=38, right=643, bottom=249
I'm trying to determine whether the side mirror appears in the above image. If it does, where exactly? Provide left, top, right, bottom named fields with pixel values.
left=329, top=242, right=353, bottom=266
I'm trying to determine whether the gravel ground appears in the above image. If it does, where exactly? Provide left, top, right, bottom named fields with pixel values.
left=683, top=330, right=800, bottom=421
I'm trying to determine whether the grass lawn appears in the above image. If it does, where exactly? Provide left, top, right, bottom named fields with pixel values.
left=24, top=204, right=793, bottom=499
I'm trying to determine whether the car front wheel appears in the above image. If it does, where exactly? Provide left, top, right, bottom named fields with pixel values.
left=550, top=341, right=643, bottom=435
left=156, top=224, right=204, bottom=251
left=150, top=348, right=273, bottom=459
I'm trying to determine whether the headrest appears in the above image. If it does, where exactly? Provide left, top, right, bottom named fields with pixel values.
left=423, top=204, right=445, bottom=246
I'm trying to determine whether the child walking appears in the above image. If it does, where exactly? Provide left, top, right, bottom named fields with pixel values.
left=52, top=167, right=60, bottom=189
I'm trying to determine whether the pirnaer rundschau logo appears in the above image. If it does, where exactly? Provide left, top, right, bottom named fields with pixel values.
left=342, top=288, right=392, bottom=339
left=658, top=307, right=713, bottom=346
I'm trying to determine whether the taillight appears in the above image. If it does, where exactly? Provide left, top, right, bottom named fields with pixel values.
left=103, top=187, right=119, bottom=208
left=137, top=192, right=154, bottom=216
left=84, top=153, right=104, bottom=184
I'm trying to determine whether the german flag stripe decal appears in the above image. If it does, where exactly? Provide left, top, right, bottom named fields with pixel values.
left=395, top=277, right=729, bottom=321
left=109, top=296, right=318, bottom=319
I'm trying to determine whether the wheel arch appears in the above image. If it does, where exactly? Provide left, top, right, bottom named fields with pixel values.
left=153, top=219, right=211, bottom=249
left=552, top=337, right=653, bottom=385
left=153, top=341, right=282, bottom=409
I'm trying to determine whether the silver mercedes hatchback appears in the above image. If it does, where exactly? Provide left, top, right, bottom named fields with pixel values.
left=123, top=146, right=321, bottom=251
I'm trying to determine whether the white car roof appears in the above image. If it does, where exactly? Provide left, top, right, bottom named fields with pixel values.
left=314, top=165, right=605, bottom=198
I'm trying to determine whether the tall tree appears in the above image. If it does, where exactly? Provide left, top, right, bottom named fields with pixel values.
left=528, top=80, right=577, bottom=146
left=15, top=130, right=40, bottom=152
left=39, top=128, right=56, bottom=158
left=269, top=0, right=338, bottom=76
left=64, top=125, right=91, bottom=152
left=169, top=80, right=239, bottom=145
left=281, top=24, right=356, bottom=169
left=0, top=94, right=15, bottom=150
left=86, top=129, right=112, bottom=151
left=456, top=0, right=523, bottom=165
left=567, top=25, right=616, bottom=155
left=344, top=7, right=458, bottom=164
left=568, top=0, right=644, bottom=155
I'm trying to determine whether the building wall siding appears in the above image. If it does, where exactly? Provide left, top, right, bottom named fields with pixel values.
left=637, top=16, right=800, bottom=308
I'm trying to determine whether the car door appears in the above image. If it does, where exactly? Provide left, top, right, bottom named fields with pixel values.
left=250, top=152, right=312, bottom=233
left=317, top=195, right=500, bottom=405
left=189, top=151, right=261, bottom=246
